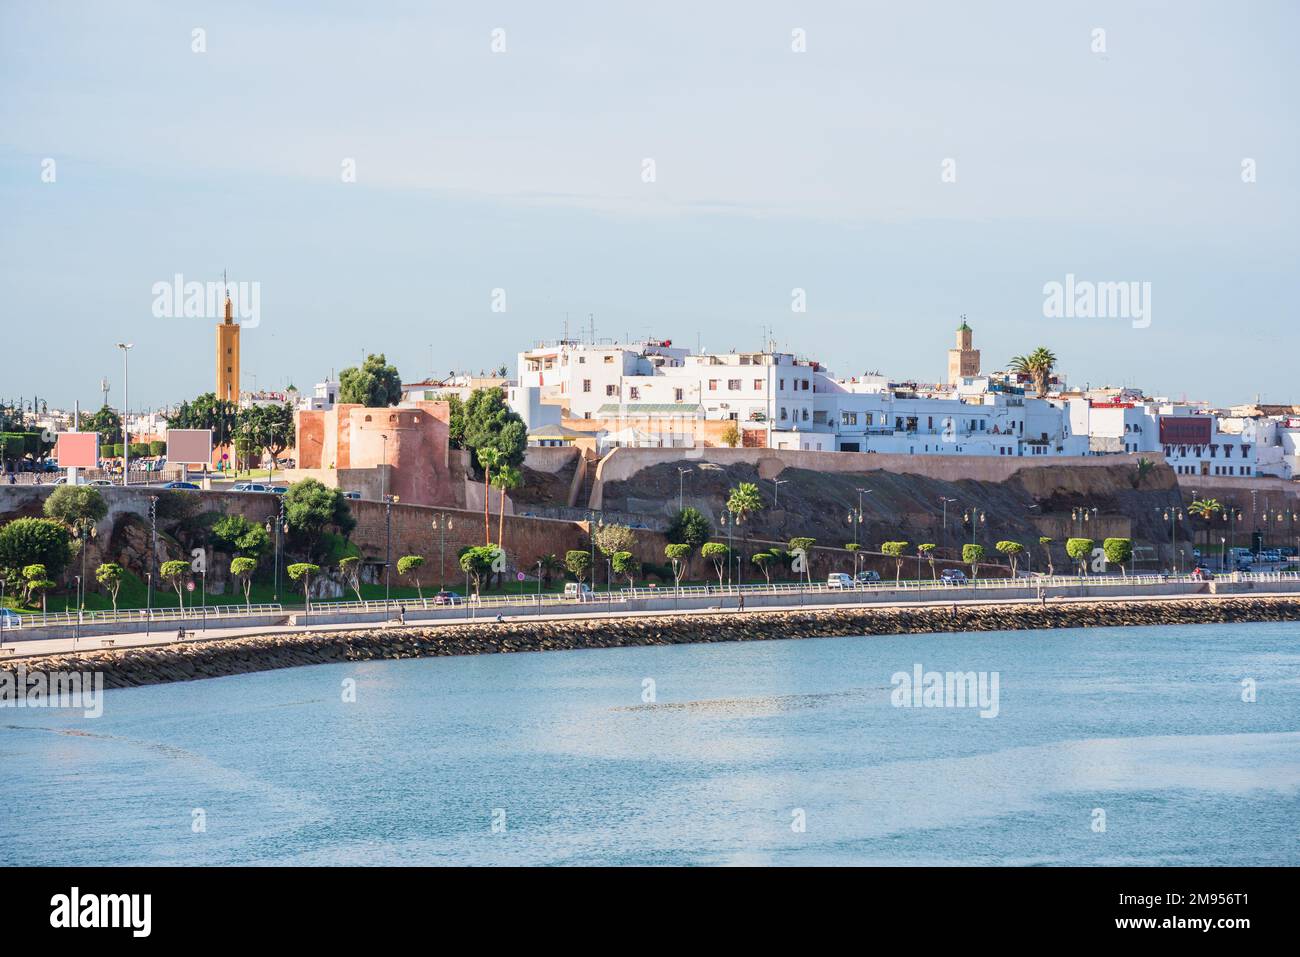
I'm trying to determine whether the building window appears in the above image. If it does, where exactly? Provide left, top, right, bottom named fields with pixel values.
left=841, top=411, right=858, bottom=426
left=582, top=379, right=591, bottom=393
left=603, top=355, right=614, bottom=363
left=674, top=388, right=684, bottom=402
left=779, top=407, right=788, bottom=421
left=606, top=385, right=617, bottom=396
left=708, top=379, right=718, bottom=391
left=753, top=379, right=763, bottom=391
left=578, top=356, right=585, bottom=364
left=802, top=408, right=809, bottom=421
left=728, top=379, right=741, bottom=390
left=629, top=387, right=640, bottom=399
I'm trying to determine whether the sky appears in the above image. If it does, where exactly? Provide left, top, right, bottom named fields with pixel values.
left=1, top=0, right=1297, bottom=413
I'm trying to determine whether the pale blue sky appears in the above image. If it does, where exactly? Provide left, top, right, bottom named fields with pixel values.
left=2, top=0, right=1296, bottom=411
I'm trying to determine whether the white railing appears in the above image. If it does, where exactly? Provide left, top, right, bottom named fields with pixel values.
left=3, top=603, right=284, bottom=630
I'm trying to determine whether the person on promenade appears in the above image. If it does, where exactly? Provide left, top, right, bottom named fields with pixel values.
left=399, top=603, right=406, bottom=625
left=738, top=593, right=745, bottom=612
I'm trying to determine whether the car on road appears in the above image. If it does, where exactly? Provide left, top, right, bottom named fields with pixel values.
left=563, top=582, right=594, bottom=601
left=162, top=481, right=200, bottom=490
left=232, top=482, right=273, bottom=493
left=940, top=569, right=968, bottom=585
left=854, top=570, right=881, bottom=584
left=432, top=591, right=459, bottom=606
left=826, top=573, right=855, bottom=589
left=270, top=486, right=289, bottom=495
left=0, top=608, right=22, bottom=627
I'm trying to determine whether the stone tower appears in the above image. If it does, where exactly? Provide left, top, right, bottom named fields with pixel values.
left=947, top=317, right=980, bottom=385
left=216, top=285, right=240, bottom=404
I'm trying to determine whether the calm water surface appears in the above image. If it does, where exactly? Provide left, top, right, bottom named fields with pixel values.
left=3, top=622, right=1298, bottom=865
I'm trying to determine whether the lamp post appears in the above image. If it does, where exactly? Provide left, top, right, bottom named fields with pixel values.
left=938, top=496, right=956, bottom=554
left=384, top=493, right=399, bottom=611
left=265, top=500, right=287, bottom=602
left=432, top=514, right=453, bottom=591
left=964, top=508, right=986, bottom=546
left=772, top=477, right=789, bottom=507
left=677, top=467, right=692, bottom=511
left=847, top=509, right=864, bottom=577
left=147, top=495, right=158, bottom=622
left=1156, top=507, right=1184, bottom=573
left=116, top=342, right=133, bottom=485
left=70, top=518, right=97, bottom=613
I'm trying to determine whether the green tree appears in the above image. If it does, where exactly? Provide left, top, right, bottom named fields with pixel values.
left=160, top=559, right=190, bottom=610
left=338, top=353, right=403, bottom=407
left=461, top=387, right=527, bottom=470
left=789, top=537, right=816, bottom=584
left=283, top=479, right=356, bottom=562
left=701, top=542, right=730, bottom=589
left=236, top=402, right=296, bottom=465
left=611, top=550, right=639, bottom=588
left=0, top=517, right=72, bottom=579
left=459, top=545, right=497, bottom=596
left=995, top=540, right=1025, bottom=577
left=168, top=393, right=239, bottom=450
left=445, top=394, right=466, bottom=449
left=593, top=522, right=635, bottom=558
left=881, top=541, right=909, bottom=584
left=918, top=543, right=937, bottom=581
left=751, top=550, right=775, bottom=585
left=962, top=543, right=985, bottom=579
left=667, top=507, right=712, bottom=549
left=149, top=440, right=167, bottom=457
left=1187, top=498, right=1223, bottom=556
left=1103, top=538, right=1133, bottom=575
left=287, top=562, right=320, bottom=603
left=564, top=549, right=591, bottom=585
left=85, top=405, right=123, bottom=445
left=1066, top=537, right=1095, bottom=576
left=665, top=542, right=692, bottom=587
left=211, top=514, right=269, bottom=557
left=22, top=564, right=55, bottom=612
left=397, top=555, right=425, bottom=600
left=536, top=553, right=564, bottom=585
left=95, top=562, right=125, bottom=613
left=338, top=555, right=364, bottom=602
left=720, top=423, right=740, bottom=448
left=231, top=556, right=258, bottom=608
left=1038, top=536, right=1055, bottom=576
left=43, top=485, right=107, bottom=526
left=1007, top=347, right=1058, bottom=398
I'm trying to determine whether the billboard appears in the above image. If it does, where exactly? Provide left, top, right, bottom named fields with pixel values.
left=55, top=432, right=98, bottom=469
left=166, top=429, right=214, bottom=465
left=1158, top=416, right=1212, bottom=445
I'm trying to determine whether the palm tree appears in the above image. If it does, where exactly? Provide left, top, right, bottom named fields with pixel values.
left=1008, top=347, right=1058, bottom=397
left=476, top=447, right=502, bottom=545
left=493, top=464, right=523, bottom=550
left=1187, top=498, right=1223, bottom=559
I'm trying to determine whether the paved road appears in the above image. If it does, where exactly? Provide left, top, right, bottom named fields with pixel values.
left=4, top=588, right=1291, bottom=661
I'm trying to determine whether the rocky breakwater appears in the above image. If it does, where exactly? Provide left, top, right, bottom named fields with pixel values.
left=8, top=595, right=1299, bottom=689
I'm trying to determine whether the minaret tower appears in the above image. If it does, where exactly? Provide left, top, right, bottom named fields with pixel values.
left=216, top=270, right=241, bottom=403
left=946, top=315, right=980, bottom=385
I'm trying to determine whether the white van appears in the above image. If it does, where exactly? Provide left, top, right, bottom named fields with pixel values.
left=826, top=573, right=854, bottom=589
left=563, top=583, right=594, bottom=601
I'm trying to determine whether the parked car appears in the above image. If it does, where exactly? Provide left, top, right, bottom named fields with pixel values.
left=432, top=591, right=458, bottom=606
left=940, top=568, right=968, bottom=585
left=162, top=481, right=200, bottom=490
left=270, top=486, right=289, bottom=495
left=563, top=582, right=594, bottom=601
left=88, top=479, right=114, bottom=487
left=826, top=573, right=854, bottom=589
left=1261, top=549, right=1281, bottom=563
left=232, top=482, right=273, bottom=493
left=0, top=608, right=22, bottom=627
left=854, top=570, right=881, bottom=584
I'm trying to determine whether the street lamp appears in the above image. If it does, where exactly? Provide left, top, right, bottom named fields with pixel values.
left=384, top=493, right=400, bottom=610
left=1157, top=507, right=1184, bottom=573
left=116, top=343, right=133, bottom=485
left=964, top=508, right=986, bottom=545
left=70, top=518, right=98, bottom=613
left=772, top=477, right=789, bottom=506
left=677, top=467, right=693, bottom=511
left=432, top=513, right=454, bottom=591
left=265, top=500, right=287, bottom=602
left=938, top=496, right=956, bottom=553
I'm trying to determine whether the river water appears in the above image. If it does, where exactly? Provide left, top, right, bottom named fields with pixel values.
left=3, top=622, right=1298, bottom=865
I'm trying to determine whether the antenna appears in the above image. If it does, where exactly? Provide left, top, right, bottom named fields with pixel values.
left=588, top=312, right=596, bottom=344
